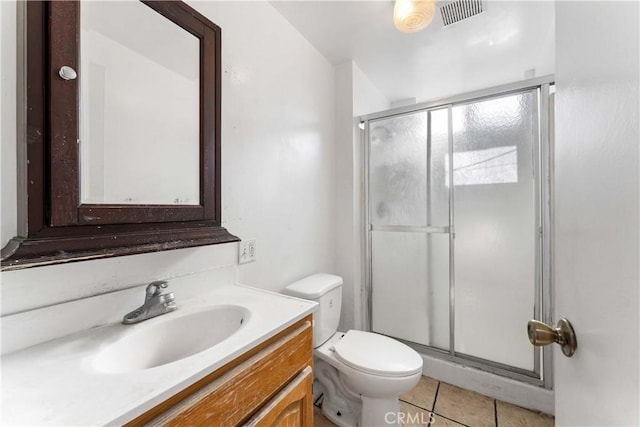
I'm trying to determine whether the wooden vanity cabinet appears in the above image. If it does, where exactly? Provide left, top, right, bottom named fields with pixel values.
left=126, top=316, right=313, bottom=427
left=245, top=366, right=313, bottom=426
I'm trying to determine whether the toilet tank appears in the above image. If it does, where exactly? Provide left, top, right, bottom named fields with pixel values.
left=283, top=274, right=342, bottom=347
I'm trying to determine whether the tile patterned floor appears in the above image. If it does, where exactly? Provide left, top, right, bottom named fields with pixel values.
left=314, top=375, right=555, bottom=426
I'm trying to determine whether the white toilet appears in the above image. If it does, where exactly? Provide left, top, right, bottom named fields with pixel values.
left=283, top=274, right=423, bottom=427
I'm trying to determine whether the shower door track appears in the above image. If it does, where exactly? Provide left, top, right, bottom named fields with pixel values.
left=362, top=76, right=554, bottom=389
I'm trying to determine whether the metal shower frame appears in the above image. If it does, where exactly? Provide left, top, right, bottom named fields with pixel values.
left=360, top=75, right=555, bottom=388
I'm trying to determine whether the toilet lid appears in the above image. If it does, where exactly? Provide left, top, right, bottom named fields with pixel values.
left=333, top=330, right=423, bottom=378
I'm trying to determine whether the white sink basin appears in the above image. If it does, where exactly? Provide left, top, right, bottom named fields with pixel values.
left=92, top=305, right=248, bottom=373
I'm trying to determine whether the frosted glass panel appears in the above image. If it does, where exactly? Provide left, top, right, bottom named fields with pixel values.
left=369, top=112, right=428, bottom=226
left=80, top=1, right=200, bottom=205
left=372, top=231, right=450, bottom=350
left=452, top=91, right=536, bottom=370
left=428, top=108, right=450, bottom=226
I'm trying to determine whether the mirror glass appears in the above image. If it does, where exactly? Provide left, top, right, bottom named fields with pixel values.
left=79, top=1, right=200, bottom=205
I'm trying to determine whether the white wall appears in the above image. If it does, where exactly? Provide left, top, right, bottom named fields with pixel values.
left=334, top=62, right=355, bottom=331
left=334, top=61, right=388, bottom=331
left=188, top=1, right=336, bottom=292
left=0, top=1, right=336, bottom=312
left=554, top=1, right=639, bottom=425
left=352, top=64, right=390, bottom=118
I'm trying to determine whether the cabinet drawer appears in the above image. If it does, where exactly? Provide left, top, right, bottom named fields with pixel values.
left=244, top=366, right=313, bottom=427
left=140, top=319, right=313, bottom=426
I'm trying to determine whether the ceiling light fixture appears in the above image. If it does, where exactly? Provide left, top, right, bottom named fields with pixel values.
left=393, top=0, right=436, bottom=33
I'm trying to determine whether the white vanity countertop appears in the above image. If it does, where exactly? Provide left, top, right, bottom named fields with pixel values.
left=1, top=284, right=317, bottom=426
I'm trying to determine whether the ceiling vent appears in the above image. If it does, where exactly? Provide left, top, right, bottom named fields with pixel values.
left=440, top=0, right=485, bottom=27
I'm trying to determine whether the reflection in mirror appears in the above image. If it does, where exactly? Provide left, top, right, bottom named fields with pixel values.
left=80, top=1, right=200, bottom=205
left=1, top=0, right=236, bottom=270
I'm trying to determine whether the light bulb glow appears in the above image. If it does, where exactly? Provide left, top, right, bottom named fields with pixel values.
left=393, top=0, right=436, bottom=33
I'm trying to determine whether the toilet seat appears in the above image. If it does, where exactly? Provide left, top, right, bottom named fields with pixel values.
left=333, top=330, right=423, bottom=378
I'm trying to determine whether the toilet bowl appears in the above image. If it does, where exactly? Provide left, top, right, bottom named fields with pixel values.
left=283, top=274, right=423, bottom=427
left=315, top=330, right=423, bottom=427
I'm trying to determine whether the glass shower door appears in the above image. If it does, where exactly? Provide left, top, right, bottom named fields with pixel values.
left=365, top=85, right=546, bottom=379
left=369, top=109, right=451, bottom=351
left=452, top=91, right=539, bottom=371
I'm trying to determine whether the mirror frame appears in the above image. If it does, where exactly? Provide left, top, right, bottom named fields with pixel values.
left=1, top=1, right=238, bottom=270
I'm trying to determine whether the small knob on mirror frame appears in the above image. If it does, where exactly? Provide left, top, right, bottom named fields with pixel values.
left=527, top=318, right=577, bottom=357
left=58, top=66, right=77, bottom=81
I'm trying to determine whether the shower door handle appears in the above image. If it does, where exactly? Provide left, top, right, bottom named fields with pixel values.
left=527, top=319, right=577, bottom=357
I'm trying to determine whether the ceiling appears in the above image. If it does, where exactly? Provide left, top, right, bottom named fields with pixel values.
left=271, top=1, right=555, bottom=104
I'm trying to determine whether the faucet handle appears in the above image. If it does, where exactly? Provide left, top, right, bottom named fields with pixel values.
left=146, top=280, right=168, bottom=298
left=163, top=294, right=177, bottom=311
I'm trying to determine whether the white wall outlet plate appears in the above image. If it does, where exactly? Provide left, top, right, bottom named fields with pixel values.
left=238, top=239, right=256, bottom=264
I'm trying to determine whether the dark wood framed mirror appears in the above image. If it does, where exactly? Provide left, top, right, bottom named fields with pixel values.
left=1, top=1, right=238, bottom=270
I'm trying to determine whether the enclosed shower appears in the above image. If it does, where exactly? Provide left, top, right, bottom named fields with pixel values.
left=362, top=78, right=553, bottom=385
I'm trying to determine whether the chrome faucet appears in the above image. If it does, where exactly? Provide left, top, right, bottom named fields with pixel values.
left=122, top=281, right=177, bottom=324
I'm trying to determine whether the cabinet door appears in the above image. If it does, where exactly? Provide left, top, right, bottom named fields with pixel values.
left=245, top=366, right=313, bottom=427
